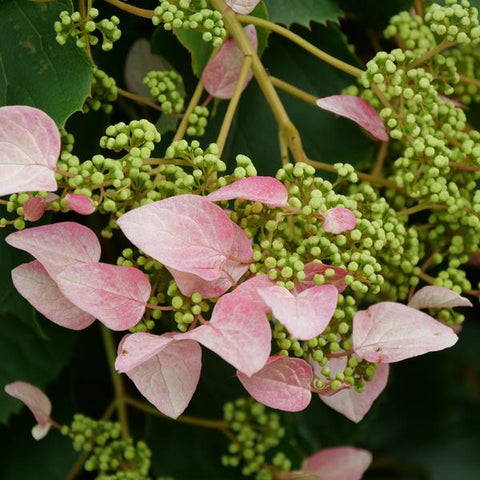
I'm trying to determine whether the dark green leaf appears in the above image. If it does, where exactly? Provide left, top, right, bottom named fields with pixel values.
left=0, top=313, right=76, bottom=423
left=264, top=0, right=343, bottom=27
left=0, top=0, right=92, bottom=125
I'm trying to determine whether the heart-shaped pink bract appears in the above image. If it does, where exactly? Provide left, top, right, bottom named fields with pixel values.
left=168, top=221, right=252, bottom=298
left=322, top=207, right=357, bottom=235
left=4, top=381, right=52, bottom=440
left=118, top=194, right=251, bottom=282
left=408, top=286, right=472, bottom=310
left=202, top=25, right=257, bottom=99
left=319, top=363, right=389, bottom=423
left=23, top=197, right=47, bottom=222
left=258, top=285, right=338, bottom=340
left=238, top=356, right=313, bottom=412
left=116, top=332, right=202, bottom=418
left=302, top=446, right=373, bottom=480
left=0, top=106, right=60, bottom=196
left=12, top=260, right=95, bottom=330
left=6, top=222, right=101, bottom=278
left=225, top=0, right=261, bottom=14
left=301, top=262, right=348, bottom=293
left=207, top=176, right=288, bottom=207
left=316, top=95, right=389, bottom=142
left=66, top=193, right=96, bottom=215
left=56, top=262, right=151, bottom=331
left=352, top=302, right=458, bottom=363
left=180, top=285, right=271, bottom=376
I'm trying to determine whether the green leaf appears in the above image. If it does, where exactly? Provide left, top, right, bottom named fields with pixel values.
left=0, top=313, right=76, bottom=423
left=0, top=0, right=92, bottom=125
left=264, top=0, right=342, bottom=27
left=203, top=24, right=374, bottom=176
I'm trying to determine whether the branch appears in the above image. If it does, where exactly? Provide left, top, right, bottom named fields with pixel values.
left=173, top=79, right=204, bottom=142
left=103, top=0, right=153, bottom=18
left=100, top=326, right=129, bottom=439
left=117, top=87, right=181, bottom=116
left=408, top=40, right=457, bottom=70
left=235, top=15, right=364, bottom=78
left=270, top=76, right=317, bottom=106
left=217, top=56, right=252, bottom=154
left=371, top=141, right=389, bottom=176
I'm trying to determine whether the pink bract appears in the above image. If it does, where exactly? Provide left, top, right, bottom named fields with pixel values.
left=225, top=0, right=261, bottom=14
left=316, top=95, right=389, bottom=142
left=408, top=285, right=472, bottom=310
left=207, top=176, right=288, bottom=207
left=23, top=197, right=46, bottom=222
left=352, top=302, right=458, bottom=363
left=319, top=363, right=389, bottom=423
left=6, top=222, right=101, bottom=278
left=56, top=262, right=151, bottom=331
left=115, top=332, right=202, bottom=418
left=12, top=260, right=95, bottom=330
left=4, top=381, right=52, bottom=440
left=202, top=25, right=257, bottom=99
left=117, top=194, right=251, bottom=281
left=237, top=356, right=313, bottom=412
left=257, top=285, right=338, bottom=340
left=301, top=262, right=348, bottom=293
left=168, top=221, right=252, bottom=298
left=66, top=193, right=96, bottom=215
left=0, top=106, right=60, bottom=196
left=180, top=287, right=271, bottom=376
left=322, top=207, right=357, bottom=235
left=302, top=446, right=373, bottom=480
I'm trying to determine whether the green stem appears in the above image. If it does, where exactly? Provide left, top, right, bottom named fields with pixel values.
left=103, top=0, right=153, bottom=18
left=117, top=87, right=181, bottom=116
left=217, top=55, right=252, bottom=154
left=396, top=202, right=447, bottom=216
left=100, top=326, right=130, bottom=439
left=408, top=40, right=457, bottom=70
left=235, top=14, right=364, bottom=78
left=124, top=396, right=229, bottom=430
left=173, top=79, right=204, bottom=142
left=270, top=76, right=317, bottom=106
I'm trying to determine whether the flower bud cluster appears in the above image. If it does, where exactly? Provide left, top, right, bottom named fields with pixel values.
left=84, top=68, right=118, bottom=114
left=152, top=0, right=226, bottom=47
left=187, top=105, right=210, bottom=137
left=54, top=8, right=121, bottom=52
left=144, top=70, right=185, bottom=114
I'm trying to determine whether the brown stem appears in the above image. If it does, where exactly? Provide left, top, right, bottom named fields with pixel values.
left=371, top=141, right=389, bottom=176
left=146, top=304, right=175, bottom=311
left=414, top=0, right=424, bottom=17
left=449, top=161, right=480, bottom=172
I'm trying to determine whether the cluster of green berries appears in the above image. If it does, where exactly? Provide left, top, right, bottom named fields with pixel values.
left=187, top=105, right=209, bottom=137
left=144, top=70, right=185, bottom=114
left=54, top=8, right=121, bottom=52
left=152, top=0, right=226, bottom=46
left=222, top=398, right=289, bottom=480
left=84, top=68, right=118, bottom=114
left=100, top=120, right=161, bottom=154
left=425, top=0, right=480, bottom=44
left=445, top=45, right=480, bottom=103
left=61, top=414, right=157, bottom=480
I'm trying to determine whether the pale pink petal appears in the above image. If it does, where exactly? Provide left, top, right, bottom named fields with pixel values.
left=168, top=221, right=252, bottom=298
left=231, top=274, right=275, bottom=313
left=45, top=193, right=59, bottom=203
left=23, top=197, right=46, bottom=222
left=6, top=222, right=101, bottom=278
left=408, top=286, right=472, bottom=310
left=4, top=381, right=52, bottom=440
left=12, top=260, right=95, bottom=330
left=237, top=356, right=312, bottom=412
left=301, top=262, right=348, bottom=293
left=56, top=262, right=151, bottom=331
left=303, top=447, right=373, bottom=480
left=225, top=0, right=261, bottom=14
left=257, top=285, right=338, bottom=340
left=316, top=96, right=388, bottom=141
left=202, top=25, right=257, bottom=99
left=207, top=177, right=288, bottom=207
left=0, top=106, right=60, bottom=196
left=66, top=193, right=95, bottom=215
left=118, top=194, right=243, bottom=281
left=179, top=290, right=271, bottom=376
left=319, top=364, right=389, bottom=423
left=322, top=207, right=357, bottom=235
left=116, top=332, right=202, bottom=418
left=352, top=302, right=458, bottom=363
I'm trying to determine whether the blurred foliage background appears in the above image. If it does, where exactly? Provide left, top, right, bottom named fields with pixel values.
left=0, top=0, right=479, bottom=478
